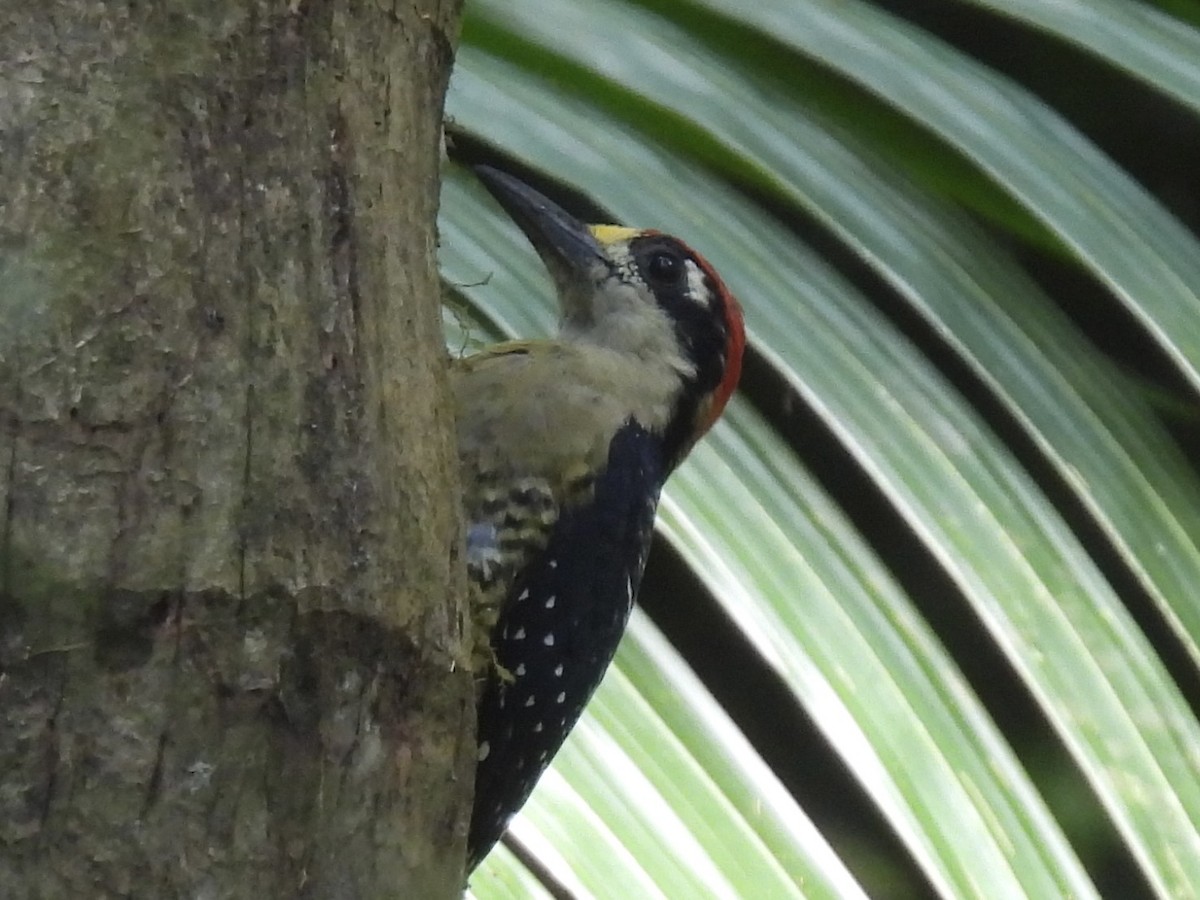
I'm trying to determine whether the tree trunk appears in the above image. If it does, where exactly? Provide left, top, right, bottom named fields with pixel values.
left=0, top=1, right=468, bottom=897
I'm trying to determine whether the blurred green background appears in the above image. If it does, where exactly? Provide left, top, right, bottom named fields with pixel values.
left=439, top=1, right=1200, bottom=897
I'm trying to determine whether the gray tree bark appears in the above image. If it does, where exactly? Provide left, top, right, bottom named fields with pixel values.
left=0, top=1, right=469, bottom=897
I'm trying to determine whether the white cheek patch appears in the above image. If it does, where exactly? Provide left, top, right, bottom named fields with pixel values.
left=606, top=242, right=638, bottom=284
left=684, top=259, right=710, bottom=307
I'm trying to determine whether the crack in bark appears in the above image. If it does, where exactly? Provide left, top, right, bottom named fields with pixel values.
left=105, top=383, right=177, bottom=590
left=141, top=595, right=184, bottom=815
left=237, top=103, right=254, bottom=623
left=35, top=660, right=68, bottom=840
left=1, top=411, right=16, bottom=604
left=141, top=727, right=170, bottom=818
left=334, top=659, right=379, bottom=798
left=238, top=373, right=254, bottom=620
left=328, top=106, right=359, bottom=342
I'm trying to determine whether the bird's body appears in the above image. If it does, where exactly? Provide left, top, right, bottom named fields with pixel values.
left=454, top=341, right=682, bottom=611
left=456, top=167, right=743, bottom=871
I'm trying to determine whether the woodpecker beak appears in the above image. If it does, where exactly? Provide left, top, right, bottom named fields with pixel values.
left=474, top=166, right=609, bottom=303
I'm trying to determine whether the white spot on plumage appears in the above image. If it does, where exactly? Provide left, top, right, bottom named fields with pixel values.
left=549, top=559, right=557, bottom=569
left=534, top=722, right=543, bottom=733
left=513, top=627, right=526, bottom=640
left=684, top=258, right=709, bottom=307
left=543, top=633, right=555, bottom=646
left=555, top=692, right=566, bottom=704
left=477, top=741, right=490, bottom=761
left=524, top=695, right=536, bottom=707
left=544, top=595, right=556, bottom=609
left=515, top=663, right=526, bottom=677
left=554, top=663, right=564, bottom=677
left=517, top=588, right=530, bottom=602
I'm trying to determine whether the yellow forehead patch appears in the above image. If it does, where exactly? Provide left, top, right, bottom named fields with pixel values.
left=588, top=224, right=640, bottom=246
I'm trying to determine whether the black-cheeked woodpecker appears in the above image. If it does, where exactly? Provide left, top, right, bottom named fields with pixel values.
left=455, top=166, right=745, bottom=871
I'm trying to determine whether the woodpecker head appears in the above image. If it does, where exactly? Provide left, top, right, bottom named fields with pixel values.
left=474, top=165, right=745, bottom=464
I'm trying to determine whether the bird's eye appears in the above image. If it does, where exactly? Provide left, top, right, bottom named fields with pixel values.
left=645, top=251, right=684, bottom=285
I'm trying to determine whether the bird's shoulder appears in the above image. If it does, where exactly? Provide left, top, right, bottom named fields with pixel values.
left=452, top=341, right=636, bottom=473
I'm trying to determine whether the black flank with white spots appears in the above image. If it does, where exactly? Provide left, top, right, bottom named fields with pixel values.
left=467, top=421, right=664, bottom=869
